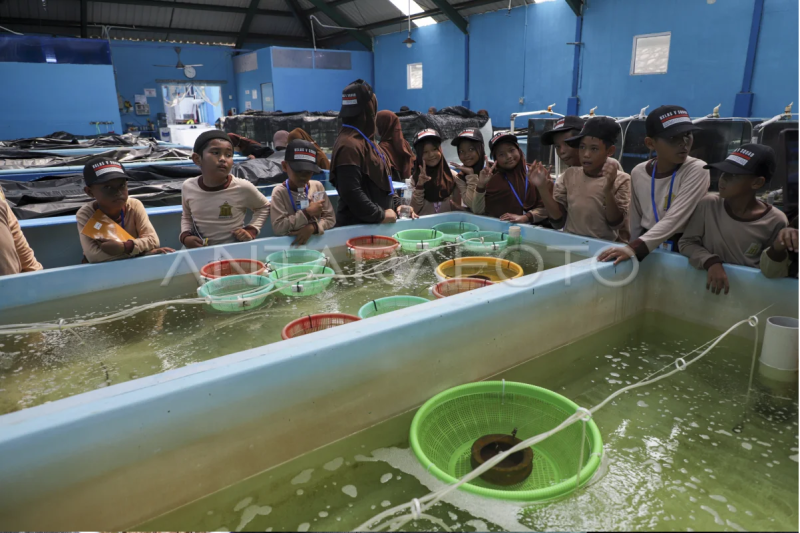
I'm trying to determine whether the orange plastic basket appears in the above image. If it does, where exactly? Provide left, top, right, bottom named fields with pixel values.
left=432, top=278, right=494, bottom=299
left=281, top=313, right=361, bottom=340
left=346, top=235, right=400, bottom=260
left=200, top=259, right=267, bottom=280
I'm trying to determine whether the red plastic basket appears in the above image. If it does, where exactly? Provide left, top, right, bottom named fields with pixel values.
left=346, top=235, right=400, bottom=260
left=200, top=259, right=267, bottom=280
left=432, top=277, right=494, bottom=299
left=281, top=313, right=361, bottom=340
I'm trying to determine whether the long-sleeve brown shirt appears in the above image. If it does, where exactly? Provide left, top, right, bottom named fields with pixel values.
left=270, top=179, right=336, bottom=236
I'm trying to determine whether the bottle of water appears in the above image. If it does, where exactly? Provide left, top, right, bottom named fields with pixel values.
left=399, top=179, right=413, bottom=219
left=296, top=189, right=309, bottom=210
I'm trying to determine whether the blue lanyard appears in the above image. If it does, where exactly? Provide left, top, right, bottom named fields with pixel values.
left=651, top=161, right=677, bottom=224
left=285, top=179, right=309, bottom=213
left=503, top=172, right=528, bottom=213
left=118, top=208, right=125, bottom=228
left=342, top=124, right=395, bottom=195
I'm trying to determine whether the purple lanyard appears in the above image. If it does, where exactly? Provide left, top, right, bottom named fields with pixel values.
left=285, top=180, right=309, bottom=213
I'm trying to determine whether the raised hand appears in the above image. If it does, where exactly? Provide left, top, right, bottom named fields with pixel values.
left=527, top=160, right=550, bottom=189
left=602, top=160, right=618, bottom=191
left=450, top=162, right=474, bottom=176
left=417, top=161, right=431, bottom=186
left=477, top=157, right=495, bottom=188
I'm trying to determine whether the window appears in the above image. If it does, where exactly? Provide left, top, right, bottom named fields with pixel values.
left=314, top=51, right=352, bottom=70
left=272, top=48, right=313, bottom=69
left=631, top=32, right=670, bottom=75
left=407, top=63, right=423, bottom=90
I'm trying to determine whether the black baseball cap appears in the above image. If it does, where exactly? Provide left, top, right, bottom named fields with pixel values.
left=193, top=129, right=233, bottom=155
left=704, top=143, right=776, bottom=180
left=285, top=139, right=322, bottom=174
left=450, top=128, right=484, bottom=146
left=83, top=157, right=129, bottom=186
left=340, top=79, right=373, bottom=118
left=540, top=115, right=586, bottom=146
left=413, top=128, right=442, bottom=147
left=646, top=105, right=702, bottom=139
left=565, top=116, right=620, bottom=147
left=488, top=131, right=519, bottom=153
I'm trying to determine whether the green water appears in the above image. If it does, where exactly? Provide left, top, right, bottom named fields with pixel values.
left=0, top=243, right=571, bottom=415
left=138, top=312, right=798, bottom=532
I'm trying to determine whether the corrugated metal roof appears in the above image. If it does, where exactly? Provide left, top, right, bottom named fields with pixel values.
left=0, top=0, right=530, bottom=46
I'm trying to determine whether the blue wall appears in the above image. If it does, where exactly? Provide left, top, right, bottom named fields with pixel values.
left=750, top=0, right=800, bottom=117
left=235, top=49, right=272, bottom=112
left=0, top=62, right=122, bottom=139
left=372, top=0, right=799, bottom=125
left=110, top=42, right=237, bottom=126
left=374, top=23, right=467, bottom=113
left=271, top=47, right=373, bottom=112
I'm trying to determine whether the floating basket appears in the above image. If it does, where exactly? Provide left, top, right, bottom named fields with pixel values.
left=432, top=222, right=481, bottom=243
left=409, top=381, right=603, bottom=502
left=266, top=249, right=327, bottom=271
left=432, top=278, right=494, bottom=299
left=357, top=295, right=429, bottom=319
left=200, top=259, right=267, bottom=283
left=269, top=265, right=335, bottom=297
left=197, top=274, right=275, bottom=313
left=393, top=229, right=445, bottom=252
left=457, top=231, right=509, bottom=253
left=281, top=313, right=360, bottom=340
left=435, top=257, right=523, bottom=283
left=346, top=235, right=400, bottom=260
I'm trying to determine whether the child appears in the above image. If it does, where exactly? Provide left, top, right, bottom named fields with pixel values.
left=598, top=105, right=709, bottom=264
left=472, top=131, right=547, bottom=224
left=0, top=188, right=42, bottom=275
left=679, top=144, right=788, bottom=294
left=287, top=128, right=331, bottom=170
left=270, top=139, right=336, bottom=245
left=760, top=218, right=798, bottom=279
left=76, top=158, right=172, bottom=263
left=540, top=116, right=586, bottom=169
left=377, top=110, right=415, bottom=182
left=449, top=128, right=485, bottom=210
left=530, top=117, right=631, bottom=242
left=180, top=130, right=271, bottom=248
left=410, top=129, right=465, bottom=215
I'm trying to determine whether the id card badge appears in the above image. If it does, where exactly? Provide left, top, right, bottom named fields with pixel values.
left=659, top=240, right=674, bottom=251
left=300, top=199, right=310, bottom=209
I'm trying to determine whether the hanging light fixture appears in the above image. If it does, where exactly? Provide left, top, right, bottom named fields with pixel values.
left=403, top=0, right=416, bottom=48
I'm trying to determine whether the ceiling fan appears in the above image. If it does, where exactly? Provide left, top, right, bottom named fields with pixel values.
left=153, top=47, right=202, bottom=79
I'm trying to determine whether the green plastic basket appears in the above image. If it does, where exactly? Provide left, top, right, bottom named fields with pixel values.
left=266, top=249, right=327, bottom=271
left=410, top=381, right=603, bottom=502
left=457, top=231, right=509, bottom=253
left=268, top=265, right=334, bottom=297
left=197, top=274, right=275, bottom=313
left=393, top=229, right=445, bottom=252
left=357, top=295, right=429, bottom=319
left=432, top=222, right=481, bottom=243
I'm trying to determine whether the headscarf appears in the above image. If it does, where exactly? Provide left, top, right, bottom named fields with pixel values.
left=454, top=136, right=486, bottom=177
left=376, top=110, right=414, bottom=181
left=273, top=130, right=289, bottom=150
left=484, top=141, right=540, bottom=218
left=330, top=94, right=391, bottom=191
left=287, top=128, right=330, bottom=170
left=412, top=137, right=455, bottom=203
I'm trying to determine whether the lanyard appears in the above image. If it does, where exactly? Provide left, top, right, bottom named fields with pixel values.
left=285, top=179, right=309, bottom=213
left=651, top=161, right=677, bottom=224
left=118, top=208, right=125, bottom=228
left=342, top=124, right=395, bottom=195
left=503, top=172, right=528, bottom=214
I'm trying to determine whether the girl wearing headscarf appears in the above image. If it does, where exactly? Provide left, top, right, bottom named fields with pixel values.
left=472, top=132, right=548, bottom=224
left=449, top=128, right=486, bottom=210
left=410, top=129, right=463, bottom=215
left=330, top=79, right=416, bottom=226
left=376, top=110, right=414, bottom=181
left=287, top=127, right=330, bottom=170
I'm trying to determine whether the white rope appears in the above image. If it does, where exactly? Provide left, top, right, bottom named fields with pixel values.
left=355, top=312, right=764, bottom=531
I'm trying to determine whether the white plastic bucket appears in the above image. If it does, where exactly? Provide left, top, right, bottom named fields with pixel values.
left=759, top=316, right=799, bottom=383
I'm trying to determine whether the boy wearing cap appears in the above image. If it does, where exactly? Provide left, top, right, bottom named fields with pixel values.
left=180, top=130, right=271, bottom=248
left=529, top=117, right=631, bottom=242
left=0, top=188, right=42, bottom=276
left=76, top=158, right=171, bottom=263
left=599, top=105, right=710, bottom=264
left=679, top=145, right=788, bottom=295
left=270, top=139, right=336, bottom=245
